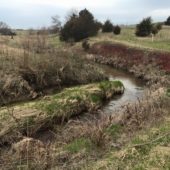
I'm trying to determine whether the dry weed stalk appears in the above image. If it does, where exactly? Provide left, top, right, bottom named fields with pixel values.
left=121, top=87, right=168, bottom=133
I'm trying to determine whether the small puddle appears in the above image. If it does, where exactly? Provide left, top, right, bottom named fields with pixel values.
left=100, top=65, right=145, bottom=114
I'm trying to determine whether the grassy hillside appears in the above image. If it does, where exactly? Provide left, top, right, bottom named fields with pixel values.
left=89, top=26, right=170, bottom=52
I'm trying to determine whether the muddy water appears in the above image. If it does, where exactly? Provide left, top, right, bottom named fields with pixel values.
left=100, top=65, right=145, bottom=114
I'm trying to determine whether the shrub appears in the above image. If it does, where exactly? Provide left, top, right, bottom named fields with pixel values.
left=165, top=16, right=170, bottom=25
left=113, top=25, right=121, bottom=35
left=156, top=22, right=162, bottom=30
left=67, top=38, right=75, bottom=46
left=167, top=88, right=170, bottom=97
left=102, top=20, right=113, bottom=32
left=151, top=25, right=158, bottom=35
left=151, top=23, right=162, bottom=36
left=21, top=29, right=49, bottom=53
left=95, top=21, right=103, bottom=30
left=0, top=21, right=16, bottom=36
left=82, top=40, right=90, bottom=51
left=136, top=17, right=153, bottom=37
left=60, top=9, right=99, bottom=42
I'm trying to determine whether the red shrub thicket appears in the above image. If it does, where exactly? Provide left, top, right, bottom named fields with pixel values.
left=91, top=43, right=170, bottom=72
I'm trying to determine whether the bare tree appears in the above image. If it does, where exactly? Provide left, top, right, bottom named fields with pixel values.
left=50, top=15, right=61, bottom=33
left=0, top=21, right=15, bottom=36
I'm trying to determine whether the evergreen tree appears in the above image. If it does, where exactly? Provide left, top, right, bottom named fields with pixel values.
left=113, top=25, right=121, bottom=35
left=165, top=16, right=170, bottom=25
left=60, top=9, right=99, bottom=42
left=102, top=20, right=113, bottom=32
left=136, top=17, right=152, bottom=37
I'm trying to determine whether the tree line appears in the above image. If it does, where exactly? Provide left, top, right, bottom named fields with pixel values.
left=0, top=8, right=170, bottom=41
left=59, top=9, right=121, bottom=42
left=52, top=9, right=170, bottom=41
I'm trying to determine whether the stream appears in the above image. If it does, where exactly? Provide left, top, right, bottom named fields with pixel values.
left=100, top=65, right=145, bottom=114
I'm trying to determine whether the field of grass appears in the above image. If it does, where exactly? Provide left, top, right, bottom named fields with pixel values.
left=0, top=26, right=170, bottom=169
left=1, top=26, right=170, bottom=53
left=90, top=26, right=170, bottom=52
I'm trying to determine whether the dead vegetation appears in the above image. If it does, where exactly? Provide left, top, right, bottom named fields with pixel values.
left=0, top=81, right=124, bottom=145
left=0, top=36, right=107, bottom=105
left=21, top=29, right=50, bottom=54
left=0, top=85, right=169, bottom=170
left=0, top=33, right=170, bottom=170
left=89, top=42, right=170, bottom=87
left=87, top=53, right=170, bottom=87
left=121, top=87, right=169, bottom=132
left=89, top=93, right=170, bottom=170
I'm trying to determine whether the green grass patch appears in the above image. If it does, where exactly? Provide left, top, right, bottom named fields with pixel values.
left=65, top=138, right=92, bottom=154
left=166, top=88, right=170, bottom=97
left=37, top=81, right=124, bottom=117
left=99, top=80, right=123, bottom=92
left=106, top=124, right=122, bottom=139
left=90, top=94, right=102, bottom=104
left=112, top=81, right=124, bottom=88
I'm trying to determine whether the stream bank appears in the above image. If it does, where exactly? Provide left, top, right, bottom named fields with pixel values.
left=0, top=81, right=124, bottom=145
left=89, top=42, right=170, bottom=87
left=0, top=42, right=169, bottom=169
left=99, top=64, right=144, bottom=113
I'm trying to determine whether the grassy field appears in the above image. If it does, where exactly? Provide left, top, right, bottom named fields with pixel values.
left=90, top=26, right=170, bottom=52
left=1, top=25, right=170, bottom=53
left=0, top=27, right=170, bottom=169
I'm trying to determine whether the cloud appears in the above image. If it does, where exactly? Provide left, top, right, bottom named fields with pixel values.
left=0, top=0, right=170, bottom=28
left=149, top=8, right=170, bottom=17
left=0, top=0, right=116, bottom=9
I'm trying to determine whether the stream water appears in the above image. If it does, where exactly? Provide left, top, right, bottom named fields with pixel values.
left=100, top=65, right=145, bottom=114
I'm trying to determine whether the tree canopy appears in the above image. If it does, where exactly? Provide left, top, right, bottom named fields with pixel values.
left=135, top=17, right=162, bottom=37
left=165, top=16, right=170, bottom=25
left=135, top=17, right=153, bottom=37
left=113, top=25, right=121, bottom=35
left=102, top=20, right=113, bottom=33
left=60, top=9, right=99, bottom=42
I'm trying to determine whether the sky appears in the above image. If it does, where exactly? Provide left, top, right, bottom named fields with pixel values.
left=0, top=0, right=170, bottom=29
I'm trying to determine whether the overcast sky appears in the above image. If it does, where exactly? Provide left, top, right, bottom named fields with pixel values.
left=0, top=0, right=170, bottom=28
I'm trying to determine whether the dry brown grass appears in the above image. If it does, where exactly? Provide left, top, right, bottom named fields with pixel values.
left=0, top=81, right=124, bottom=146
left=0, top=34, right=106, bottom=106
left=0, top=86, right=169, bottom=170
left=0, top=30, right=170, bottom=169
left=121, top=87, right=169, bottom=132
left=0, top=112, right=117, bottom=169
